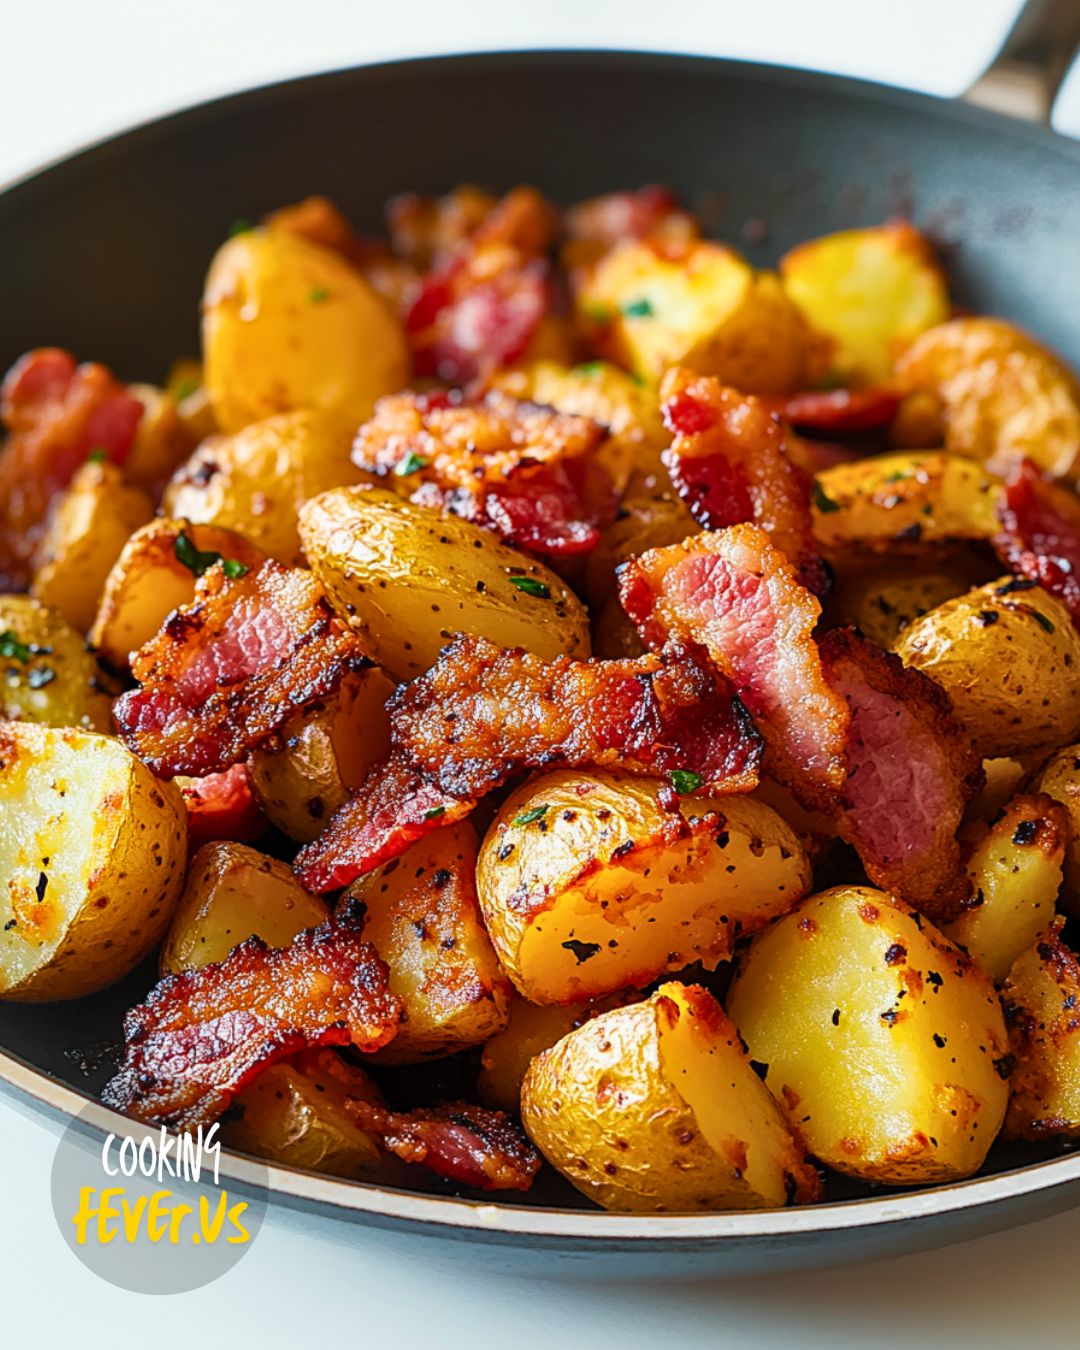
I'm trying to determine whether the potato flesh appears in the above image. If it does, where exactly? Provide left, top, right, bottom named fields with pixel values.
left=1003, top=925, right=1080, bottom=1139
left=728, top=886, right=1009, bottom=1183
left=299, top=486, right=590, bottom=681
left=1033, top=744, right=1080, bottom=909
left=478, top=770, right=811, bottom=1004
left=0, top=724, right=187, bottom=1000
left=0, top=595, right=112, bottom=731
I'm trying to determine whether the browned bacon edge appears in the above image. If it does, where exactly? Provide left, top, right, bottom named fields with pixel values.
left=101, top=921, right=400, bottom=1130
left=114, top=561, right=370, bottom=778
left=994, top=458, right=1080, bottom=627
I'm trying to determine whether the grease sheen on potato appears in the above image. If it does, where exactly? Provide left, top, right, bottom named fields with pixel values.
left=0, top=596, right=113, bottom=731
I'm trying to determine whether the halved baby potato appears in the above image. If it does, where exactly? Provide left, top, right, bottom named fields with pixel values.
left=728, top=886, right=1010, bottom=1184
left=0, top=724, right=187, bottom=1000
left=299, top=486, right=590, bottom=681
left=476, top=768, right=811, bottom=1004
left=825, top=555, right=987, bottom=651
left=123, top=383, right=198, bottom=498
left=521, top=982, right=822, bottom=1212
left=342, top=820, right=512, bottom=1063
left=0, top=595, right=113, bottom=731
left=161, top=840, right=328, bottom=974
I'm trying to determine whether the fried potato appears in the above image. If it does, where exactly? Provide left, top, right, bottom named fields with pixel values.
left=895, top=578, right=1080, bottom=758
left=521, top=982, right=822, bottom=1212
left=225, top=1049, right=384, bottom=1176
left=0, top=596, right=113, bottom=731
left=1032, top=744, right=1080, bottom=909
left=163, top=410, right=362, bottom=564
left=248, top=666, right=393, bottom=843
left=31, top=460, right=154, bottom=633
left=727, top=886, right=1010, bottom=1184
left=0, top=723, right=187, bottom=1000
left=161, top=840, right=328, bottom=974
left=585, top=492, right=698, bottom=611
left=89, top=518, right=269, bottom=671
left=202, top=227, right=409, bottom=434
left=895, top=317, right=1080, bottom=480
left=576, top=241, right=820, bottom=392
left=945, top=794, right=1065, bottom=983
left=476, top=768, right=811, bottom=1005
left=1002, top=922, right=1080, bottom=1140
left=299, top=486, right=590, bottom=681
left=812, top=451, right=1001, bottom=556
left=342, top=821, right=511, bottom=1063
left=780, top=222, right=950, bottom=384
left=825, top=556, right=986, bottom=650
left=124, top=383, right=197, bottom=496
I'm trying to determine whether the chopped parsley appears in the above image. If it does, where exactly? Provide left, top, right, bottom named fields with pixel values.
left=575, top=361, right=605, bottom=377
left=508, top=576, right=550, bottom=599
left=622, top=297, right=654, bottom=318
left=812, top=480, right=841, bottom=513
left=221, top=558, right=251, bottom=579
left=228, top=217, right=253, bottom=237
left=172, top=377, right=200, bottom=401
left=308, top=286, right=330, bottom=303
left=512, top=805, right=549, bottom=828
left=174, top=532, right=248, bottom=580
left=86, top=447, right=109, bottom=465
left=0, top=631, right=33, bottom=664
left=582, top=302, right=613, bottom=325
left=669, top=769, right=703, bottom=795
left=1032, top=609, right=1056, bottom=634
left=394, top=451, right=428, bottom=477
left=423, top=806, right=447, bottom=821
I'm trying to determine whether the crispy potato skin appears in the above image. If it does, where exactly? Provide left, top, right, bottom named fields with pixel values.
left=1032, top=744, right=1080, bottom=909
left=780, top=222, right=950, bottom=384
left=895, top=578, right=1080, bottom=759
left=299, top=486, right=590, bottom=681
left=343, top=820, right=512, bottom=1063
left=896, top=317, right=1080, bottom=480
left=202, top=228, right=409, bottom=434
left=728, top=886, right=1010, bottom=1184
left=248, top=667, right=394, bottom=843
left=585, top=493, right=698, bottom=611
left=31, top=460, right=154, bottom=633
left=825, top=556, right=988, bottom=651
left=522, top=982, right=821, bottom=1212
left=945, top=793, right=1065, bottom=983
left=89, top=517, right=269, bottom=671
left=0, top=595, right=113, bottom=731
left=1003, top=922, right=1080, bottom=1140
left=161, top=840, right=329, bottom=974
left=0, top=724, right=187, bottom=1000
left=125, top=383, right=198, bottom=497
left=476, top=768, right=810, bottom=1004
left=163, top=410, right=362, bottom=564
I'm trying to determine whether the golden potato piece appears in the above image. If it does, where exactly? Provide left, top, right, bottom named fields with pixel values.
left=299, top=486, right=590, bottom=681
left=477, top=769, right=811, bottom=1005
left=522, top=982, right=822, bottom=1212
left=895, top=578, right=1080, bottom=759
left=945, top=793, right=1065, bottom=983
left=0, top=724, right=187, bottom=1001
left=202, top=227, right=409, bottom=434
left=780, top=221, right=950, bottom=384
left=31, top=460, right=154, bottom=633
left=585, top=492, right=698, bottom=611
left=896, top=317, right=1080, bottom=481
left=124, top=383, right=198, bottom=496
left=826, top=557, right=985, bottom=650
left=1032, top=743, right=1080, bottom=909
left=89, top=518, right=268, bottom=671
left=1002, top=922, right=1080, bottom=1140
left=342, top=820, right=511, bottom=1063
left=728, top=886, right=1010, bottom=1184
left=0, top=596, right=113, bottom=731
left=248, top=666, right=393, bottom=843
left=163, top=410, right=363, bottom=565
left=226, top=1049, right=384, bottom=1177
left=161, top=840, right=328, bottom=974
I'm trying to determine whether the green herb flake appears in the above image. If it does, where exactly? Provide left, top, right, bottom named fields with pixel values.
left=1032, top=610, right=1056, bottom=634
left=512, top=805, right=549, bottom=828
left=86, top=447, right=109, bottom=465
left=583, top=302, right=613, bottom=325
left=394, top=452, right=428, bottom=477
left=221, top=559, right=251, bottom=579
left=669, top=769, right=704, bottom=795
left=308, top=286, right=330, bottom=303
left=812, top=480, right=841, bottom=514
left=172, top=377, right=200, bottom=401
left=174, top=533, right=248, bottom=581
left=884, top=470, right=910, bottom=483
left=508, top=575, right=551, bottom=599
left=0, top=630, right=33, bottom=663
left=622, top=297, right=654, bottom=318
left=423, top=806, right=447, bottom=821
left=228, top=217, right=253, bottom=238
left=574, top=361, right=605, bottom=377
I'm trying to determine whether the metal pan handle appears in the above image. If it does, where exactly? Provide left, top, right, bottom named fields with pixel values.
left=964, top=0, right=1080, bottom=122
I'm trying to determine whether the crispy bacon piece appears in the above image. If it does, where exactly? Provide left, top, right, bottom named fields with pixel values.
left=101, top=922, right=400, bottom=1129
left=353, top=390, right=615, bottom=556
left=389, top=186, right=556, bottom=273
left=346, top=1099, right=540, bottom=1192
left=294, top=638, right=761, bottom=892
left=770, top=387, right=902, bottom=437
left=0, top=348, right=143, bottom=589
left=994, top=458, right=1080, bottom=625
left=660, top=369, right=829, bottom=595
left=114, top=562, right=369, bottom=778
left=177, top=763, right=265, bottom=850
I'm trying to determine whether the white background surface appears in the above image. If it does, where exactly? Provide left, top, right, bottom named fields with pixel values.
left=2, top=1, right=1080, bottom=1343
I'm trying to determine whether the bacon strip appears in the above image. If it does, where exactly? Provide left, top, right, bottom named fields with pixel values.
left=101, top=923, right=400, bottom=1130
left=994, top=458, right=1080, bottom=626
left=113, top=562, right=369, bottom=778
left=294, top=638, right=761, bottom=892
left=346, top=1099, right=540, bottom=1192
left=660, top=369, right=829, bottom=594
left=770, top=387, right=902, bottom=437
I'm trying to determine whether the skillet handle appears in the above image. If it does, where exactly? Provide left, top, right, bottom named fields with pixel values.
left=964, top=0, right=1080, bottom=122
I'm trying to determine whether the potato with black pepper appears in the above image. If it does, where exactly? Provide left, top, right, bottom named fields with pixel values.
left=0, top=724, right=187, bottom=1000
left=1032, top=744, right=1080, bottom=908
left=894, top=578, right=1080, bottom=759
left=0, top=596, right=113, bottom=731
left=825, top=555, right=987, bottom=650
left=521, top=982, right=822, bottom=1212
left=727, top=886, right=1010, bottom=1184
left=476, top=768, right=811, bottom=1005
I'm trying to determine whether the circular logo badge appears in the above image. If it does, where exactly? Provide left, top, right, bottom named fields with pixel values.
left=51, top=1104, right=269, bottom=1295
